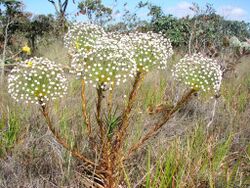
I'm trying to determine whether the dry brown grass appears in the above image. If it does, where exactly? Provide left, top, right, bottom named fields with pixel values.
left=0, top=42, right=249, bottom=187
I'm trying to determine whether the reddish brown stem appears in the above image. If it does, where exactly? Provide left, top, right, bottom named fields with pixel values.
left=126, top=89, right=196, bottom=159
left=96, top=87, right=105, bottom=140
left=95, top=87, right=116, bottom=187
left=41, top=104, right=111, bottom=187
left=95, top=87, right=107, bottom=167
left=113, top=72, right=145, bottom=153
left=40, top=104, right=97, bottom=167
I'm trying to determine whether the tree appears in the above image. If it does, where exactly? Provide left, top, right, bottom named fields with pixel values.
left=18, top=14, right=56, bottom=52
left=77, top=0, right=112, bottom=25
left=147, top=5, right=190, bottom=47
left=0, top=0, right=23, bottom=83
left=148, top=4, right=163, bottom=21
left=107, top=1, right=149, bottom=32
left=47, top=0, right=74, bottom=31
left=146, top=2, right=250, bottom=53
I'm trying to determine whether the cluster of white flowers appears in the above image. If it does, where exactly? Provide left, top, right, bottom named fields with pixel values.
left=72, top=35, right=137, bottom=90
left=229, top=36, right=241, bottom=48
left=8, top=57, right=68, bottom=106
left=121, top=31, right=173, bottom=72
left=229, top=36, right=250, bottom=51
left=172, top=53, right=222, bottom=94
left=64, top=23, right=106, bottom=55
left=241, top=41, right=250, bottom=51
left=65, top=23, right=174, bottom=90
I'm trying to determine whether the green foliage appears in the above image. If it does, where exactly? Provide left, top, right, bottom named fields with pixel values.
left=77, top=0, right=112, bottom=25
left=104, top=109, right=122, bottom=139
left=221, top=71, right=250, bottom=113
left=1, top=9, right=57, bottom=59
left=144, top=125, right=241, bottom=188
left=141, top=74, right=167, bottom=109
left=24, top=14, right=57, bottom=50
left=150, top=15, right=190, bottom=47
left=1, top=1, right=249, bottom=187
left=148, top=4, right=163, bottom=20
left=147, top=3, right=250, bottom=51
left=0, top=0, right=22, bottom=18
left=223, top=20, right=250, bottom=41
left=0, top=110, right=21, bottom=157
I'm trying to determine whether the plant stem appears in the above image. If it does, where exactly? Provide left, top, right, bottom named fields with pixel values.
left=103, top=72, right=145, bottom=187
left=40, top=104, right=98, bottom=169
left=41, top=104, right=111, bottom=187
left=95, top=87, right=107, bottom=168
left=113, top=71, right=145, bottom=153
left=96, top=87, right=105, bottom=140
left=95, top=87, right=116, bottom=188
left=126, top=89, right=196, bottom=159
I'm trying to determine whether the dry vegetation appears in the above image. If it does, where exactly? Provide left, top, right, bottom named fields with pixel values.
left=1, top=1, right=250, bottom=187
left=0, top=41, right=249, bottom=187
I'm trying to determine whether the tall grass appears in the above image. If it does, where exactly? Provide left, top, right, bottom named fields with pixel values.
left=0, top=109, right=21, bottom=157
left=0, top=41, right=249, bottom=187
left=140, top=125, right=246, bottom=188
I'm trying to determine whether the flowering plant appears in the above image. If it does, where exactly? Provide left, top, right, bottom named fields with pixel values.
left=71, top=35, right=137, bottom=90
left=64, top=23, right=106, bottom=55
left=21, top=44, right=31, bottom=55
left=172, top=53, right=222, bottom=94
left=229, top=36, right=250, bottom=53
left=8, top=57, right=67, bottom=106
left=8, top=23, right=223, bottom=188
left=121, top=32, right=173, bottom=72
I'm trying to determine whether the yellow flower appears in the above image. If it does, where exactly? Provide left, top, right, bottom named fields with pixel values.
left=75, top=41, right=80, bottom=49
left=22, top=45, right=31, bottom=55
left=27, top=61, right=33, bottom=67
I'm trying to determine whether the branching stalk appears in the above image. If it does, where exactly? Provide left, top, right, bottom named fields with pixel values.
left=40, top=104, right=97, bottom=167
left=41, top=103, right=111, bottom=186
left=126, top=89, right=196, bottom=158
left=95, top=87, right=115, bottom=187
left=113, top=72, right=145, bottom=153
left=96, top=87, right=105, bottom=140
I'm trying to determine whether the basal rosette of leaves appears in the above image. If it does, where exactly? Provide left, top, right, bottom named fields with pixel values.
left=8, top=57, right=68, bottom=106
left=121, top=31, right=173, bottom=73
left=172, top=53, right=222, bottom=94
left=72, top=35, right=137, bottom=90
left=64, top=23, right=106, bottom=56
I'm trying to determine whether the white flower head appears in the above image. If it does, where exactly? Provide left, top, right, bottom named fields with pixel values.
left=172, top=53, right=222, bottom=94
left=121, top=31, right=173, bottom=72
left=8, top=57, right=68, bottom=105
left=72, top=34, right=137, bottom=90
left=240, top=41, right=250, bottom=51
left=64, top=22, right=106, bottom=55
left=229, top=36, right=241, bottom=48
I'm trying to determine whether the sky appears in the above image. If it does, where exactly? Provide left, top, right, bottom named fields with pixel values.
left=21, top=0, right=250, bottom=22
